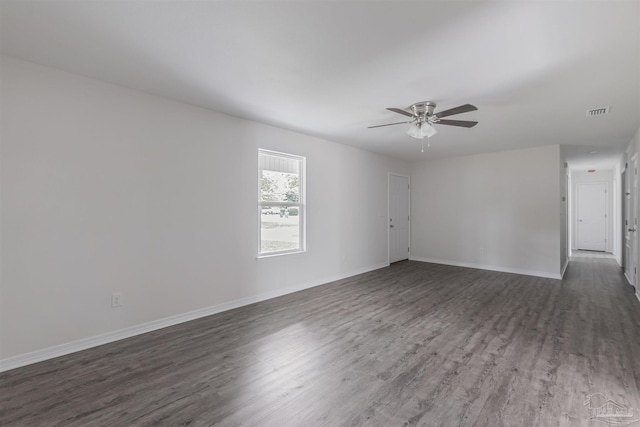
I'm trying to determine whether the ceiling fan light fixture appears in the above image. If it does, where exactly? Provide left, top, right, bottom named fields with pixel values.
left=420, top=123, right=438, bottom=138
left=407, top=123, right=423, bottom=139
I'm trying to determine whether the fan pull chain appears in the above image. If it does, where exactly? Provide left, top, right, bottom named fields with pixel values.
left=421, top=136, right=431, bottom=152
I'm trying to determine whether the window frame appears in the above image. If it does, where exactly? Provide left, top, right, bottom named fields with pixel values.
left=257, top=149, right=306, bottom=258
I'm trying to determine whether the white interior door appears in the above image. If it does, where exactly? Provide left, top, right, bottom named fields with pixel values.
left=622, top=168, right=628, bottom=271
left=577, top=182, right=607, bottom=251
left=389, top=174, right=409, bottom=263
left=627, top=157, right=638, bottom=287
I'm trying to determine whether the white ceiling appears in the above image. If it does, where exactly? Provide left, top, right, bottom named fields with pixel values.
left=1, top=1, right=639, bottom=166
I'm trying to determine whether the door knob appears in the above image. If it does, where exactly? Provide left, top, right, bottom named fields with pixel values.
left=390, top=225, right=395, bottom=228
left=629, top=228, right=636, bottom=232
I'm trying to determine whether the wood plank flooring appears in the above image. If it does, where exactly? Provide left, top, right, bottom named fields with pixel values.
left=2, top=257, right=640, bottom=426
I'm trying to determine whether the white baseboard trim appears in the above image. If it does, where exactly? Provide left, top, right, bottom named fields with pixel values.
left=561, top=258, right=570, bottom=279
left=409, top=256, right=562, bottom=280
left=0, top=262, right=389, bottom=373
left=624, top=272, right=634, bottom=287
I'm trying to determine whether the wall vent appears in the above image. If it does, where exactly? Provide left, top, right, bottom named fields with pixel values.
left=586, top=106, right=610, bottom=117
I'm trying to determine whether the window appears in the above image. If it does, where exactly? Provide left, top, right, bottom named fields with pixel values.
left=258, top=149, right=305, bottom=256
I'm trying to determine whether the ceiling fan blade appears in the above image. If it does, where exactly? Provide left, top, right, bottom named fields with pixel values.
left=437, top=119, right=478, bottom=128
left=386, top=107, right=415, bottom=118
left=368, top=120, right=413, bottom=129
left=435, top=104, right=477, bottom=118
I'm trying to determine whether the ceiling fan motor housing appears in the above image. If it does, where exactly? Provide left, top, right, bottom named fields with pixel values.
left=410, top=102, right=437, bottom=124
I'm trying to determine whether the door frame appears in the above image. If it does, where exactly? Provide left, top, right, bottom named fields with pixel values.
left=388, top=173, right=411, bottom=264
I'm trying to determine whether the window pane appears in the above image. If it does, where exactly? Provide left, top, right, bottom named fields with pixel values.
left=260, top=208, right=300, bottom=254
left=259, top=153, right=300, bottom=203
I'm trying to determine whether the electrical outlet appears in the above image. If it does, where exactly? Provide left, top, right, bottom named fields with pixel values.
left=111, top=292, right=123, bottom=308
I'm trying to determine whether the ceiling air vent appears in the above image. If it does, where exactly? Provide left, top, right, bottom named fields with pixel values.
left=586, top=106, right=610, bottom=117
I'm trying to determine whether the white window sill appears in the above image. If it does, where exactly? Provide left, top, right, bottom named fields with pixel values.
left=256, top=250, right=308, bottom=262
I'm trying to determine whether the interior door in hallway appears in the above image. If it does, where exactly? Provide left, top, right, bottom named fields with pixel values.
left=625, top=156, right=638, bottom=287
left=576, top=182, right=607, bottom=251
left=389, top=174, right=409, bottom=263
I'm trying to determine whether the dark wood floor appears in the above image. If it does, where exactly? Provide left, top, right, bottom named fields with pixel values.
left=2, top=257, right=640, bottom=426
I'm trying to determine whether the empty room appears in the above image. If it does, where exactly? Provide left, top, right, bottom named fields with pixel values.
left=1, top=1, right=640, bottom=426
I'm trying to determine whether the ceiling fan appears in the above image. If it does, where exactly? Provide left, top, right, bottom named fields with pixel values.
left=368, top=102, right=478, bottom=140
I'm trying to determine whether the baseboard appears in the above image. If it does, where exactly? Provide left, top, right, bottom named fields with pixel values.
left=409, top=256, right=562, bottom=280
left=625, top=272, right=634, bottom=287
left=0, top=262, right=389, bottom=373
left=561, top=258, right=570, bottom=278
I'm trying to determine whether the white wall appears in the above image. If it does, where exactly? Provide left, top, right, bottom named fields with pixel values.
left=409, top=145, right=562, bottom=279
left=570, top=170, right=614, bottom=253
left=0, top=56, right=408, bottom=365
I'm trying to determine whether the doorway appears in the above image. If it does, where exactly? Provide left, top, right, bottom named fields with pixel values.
left=389, top=174, right=410, bottom=263
left=576, top=182, right=608, bottom=251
